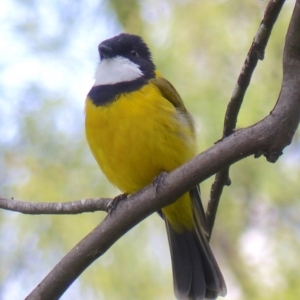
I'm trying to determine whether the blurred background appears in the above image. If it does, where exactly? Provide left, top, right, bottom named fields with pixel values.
left=0, top=0, right=299, bottom=299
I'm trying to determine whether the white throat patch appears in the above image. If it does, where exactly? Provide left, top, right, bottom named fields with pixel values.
left=94, top=56, right=143, bottom=86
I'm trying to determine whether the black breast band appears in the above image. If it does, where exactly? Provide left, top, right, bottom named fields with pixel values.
left=88, top=77, right=149, bottom=106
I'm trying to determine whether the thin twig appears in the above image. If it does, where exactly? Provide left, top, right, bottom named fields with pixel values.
left=0, top=196, right=111, bottom=214
left=207, top=0, right=286, bottom=238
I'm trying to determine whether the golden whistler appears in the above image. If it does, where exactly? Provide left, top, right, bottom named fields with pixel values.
left=85, top=33, right=226, bottom=300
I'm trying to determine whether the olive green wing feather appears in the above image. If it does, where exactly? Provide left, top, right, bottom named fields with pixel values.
left=151, top=76, right=195, bottom=133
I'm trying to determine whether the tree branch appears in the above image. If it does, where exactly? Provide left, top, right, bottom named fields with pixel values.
left=224, top=0, right=286, bottom=137
left=0, top=196, right=111, bottom=214
left=207, top=0, right=286, bottom=237
left=25, top=1, right=300, bottom=297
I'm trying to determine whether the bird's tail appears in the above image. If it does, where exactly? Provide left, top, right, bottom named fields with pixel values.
left=165, top=186, right=227, bottom=300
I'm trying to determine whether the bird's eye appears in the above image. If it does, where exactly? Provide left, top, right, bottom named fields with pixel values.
left=130, top=50, right=138, bottom=57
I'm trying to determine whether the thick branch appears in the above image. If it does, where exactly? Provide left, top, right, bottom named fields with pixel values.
left=207, top=0, right=286, bottom=237
left=0, top=197, right=111, bottom=214
left=25, top=1, right=300, bottom=299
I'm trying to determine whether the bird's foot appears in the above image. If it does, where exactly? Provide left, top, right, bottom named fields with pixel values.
left=153, top=171, right=168, bottom=194
left=108, top=193, right=128, bottom=215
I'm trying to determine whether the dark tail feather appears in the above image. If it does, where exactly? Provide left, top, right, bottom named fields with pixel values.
left=164, top=186, right=227, bottom=300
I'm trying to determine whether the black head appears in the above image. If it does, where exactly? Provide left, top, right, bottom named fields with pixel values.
left=98, top=33, right=155, bottom=79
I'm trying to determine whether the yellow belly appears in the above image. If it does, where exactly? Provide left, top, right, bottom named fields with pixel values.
left=85, top=82, right=197, bottom=232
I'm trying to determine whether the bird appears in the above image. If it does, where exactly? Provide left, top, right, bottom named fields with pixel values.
left=85, top=33, right=227, bottom=300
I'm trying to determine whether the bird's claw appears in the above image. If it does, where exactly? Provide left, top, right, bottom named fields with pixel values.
left=108, top=193, right=128, bottom=215
left=153, top=171, right=168, bottom=194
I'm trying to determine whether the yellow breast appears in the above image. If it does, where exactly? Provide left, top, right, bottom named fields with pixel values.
left=85, top=82, right=196, bottom=231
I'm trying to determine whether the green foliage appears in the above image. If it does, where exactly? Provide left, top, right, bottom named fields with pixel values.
left=0, top=1, right=299, bottom=299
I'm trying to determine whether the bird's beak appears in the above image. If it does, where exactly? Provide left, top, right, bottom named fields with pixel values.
left=98, top=44, right=112, bottom=60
